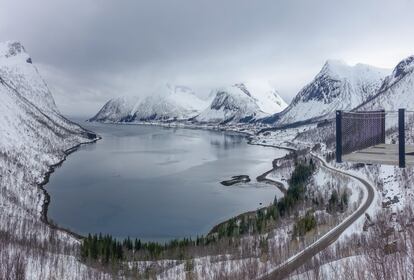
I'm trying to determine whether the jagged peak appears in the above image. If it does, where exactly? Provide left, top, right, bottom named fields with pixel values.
left=0, top=41, right=33, bottom=65
left=0, top=41, right=27, bottom=58
left=319, top=59, right=354, bottom=77
left=323, top=59, right=348, bottom=67
left=314, top=59, right=389, bottom=85
left=376, top=55, right=414, bottom=92
left=233, top=83, right=252, bottom=97
left=392, top=55, right=414, bottom=79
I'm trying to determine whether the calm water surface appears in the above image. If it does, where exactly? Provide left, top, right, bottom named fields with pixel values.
left=46, top=121, right=287, bottom=241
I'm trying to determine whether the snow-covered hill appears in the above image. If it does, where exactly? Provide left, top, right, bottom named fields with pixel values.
left=0, top=41, right=103, bottom=279
left=194, top=83, right=270, bottom=124
left=89, top=96, right=139, bottom=122
left=91, top=84, right=208, bottom=122
left=266, top=60, right=389, bottom=126
left=0, top=41, right=58, bottom=113
left=357, top=55, right=414, bottom=111
left=0, top=39, right=96, bottom=233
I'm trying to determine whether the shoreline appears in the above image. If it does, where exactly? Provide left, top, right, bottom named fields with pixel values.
left=38, top=135, right=101, bottom=240
left=39, top=121, right=295, bottom=243
left=87, top=119, right=259, bottom=138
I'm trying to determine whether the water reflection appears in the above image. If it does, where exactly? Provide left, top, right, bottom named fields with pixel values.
left=46, top=122, right=287, bottom=242
left=210, top=134, right=244, bottom=150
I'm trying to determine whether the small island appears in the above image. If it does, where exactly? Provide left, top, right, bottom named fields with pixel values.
left=220, top=175, right=251, bottom=186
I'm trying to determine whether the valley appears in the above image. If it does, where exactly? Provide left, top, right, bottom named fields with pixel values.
left=2, top=34, right=414, bottom=279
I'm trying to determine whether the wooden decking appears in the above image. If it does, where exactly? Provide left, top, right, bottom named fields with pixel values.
left=342, top=144, right=414, bottom=166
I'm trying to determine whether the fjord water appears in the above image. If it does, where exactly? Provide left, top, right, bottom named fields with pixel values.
left=46, top=121, right=286, bottom=242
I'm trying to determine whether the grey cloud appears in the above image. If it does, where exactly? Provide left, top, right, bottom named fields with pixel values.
left=1, top=0, right=414, bottom=116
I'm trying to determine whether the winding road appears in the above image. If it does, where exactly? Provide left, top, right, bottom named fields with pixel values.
left=259, top=152, right=376, bottom=280
left=257, top=168, right=287, bottom=195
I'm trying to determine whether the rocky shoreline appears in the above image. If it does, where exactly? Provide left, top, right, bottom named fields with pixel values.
left=38, top=132, right=101, bottom=240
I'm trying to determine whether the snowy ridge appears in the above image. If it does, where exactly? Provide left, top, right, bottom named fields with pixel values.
left=358, top=55, right=414, bottom=111
left=266, top=60, right=389, bottom=126
left=91, top=82, right=286, bottom=125
left=129, top=84, right=208, bottom=121
left=242, top=81, right=287, bottom=114
left=253, top=88, right=286, bottom=114
left=0, top=41, right=58, bottom=113
left=89, top=96, right=139, bottom=122
left=194, top=83, right=270, bottom=124
left=91, top=84, right=208, bottom=122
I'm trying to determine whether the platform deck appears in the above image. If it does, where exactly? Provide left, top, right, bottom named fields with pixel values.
left=342, top=144, right=414, bottom=166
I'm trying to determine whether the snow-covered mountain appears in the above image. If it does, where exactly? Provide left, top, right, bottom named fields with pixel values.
left=0, top=41, right=58, bottom=113
left=0, top=41, right=100, bottom=278
left=89, top=96, right=139, bottom=122
left=129, top=85, right=208, bottom=121
left=357, top=55, right=414, bottom=111
left=242, top=82, right=287, bottom=114
left=90, top=84, right=208, bottom=122
left=91, top=81, right=287, bottom=125
left=195, top=83, right=269, bottom=124
left=0, top=40, right=96, bottom=187
left=266, top=60, right=389, bottom=125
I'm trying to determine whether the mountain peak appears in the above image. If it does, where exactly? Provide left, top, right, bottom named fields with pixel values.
left=271, top=59, right=388, bottom=126
left=375, top=55, right=414, bottom=93
left=0, top=41, right=27, bottom=58
left=324, top=59, right=347, bottom=67
left=392, top=55, right=414, bottom=79
left=360, top=55, right=414, bottom=111
left=318, top=59, right=389, bottom=81
left=0, top=40, right=56, bottom=112
left=0, top=41, right=33, bottom=65
left=233, top=83, right=252, bottom=97
left=196, top=85, right=265, bottom=124
left=319, top=59, right=357, bottom=79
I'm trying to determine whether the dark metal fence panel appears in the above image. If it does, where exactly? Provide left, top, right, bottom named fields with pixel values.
left=341, top=110, right=386, bottom=155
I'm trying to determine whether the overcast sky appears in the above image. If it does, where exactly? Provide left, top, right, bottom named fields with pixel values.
left=1, top=0, right=414, bottom=116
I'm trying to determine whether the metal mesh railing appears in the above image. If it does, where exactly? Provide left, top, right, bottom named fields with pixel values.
left=336, top=109, right=409, bottom=167
left=341, top=111, right=386, bottom=155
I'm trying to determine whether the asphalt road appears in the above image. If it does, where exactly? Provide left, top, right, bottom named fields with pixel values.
left=259, top=153, right=375, bottom=280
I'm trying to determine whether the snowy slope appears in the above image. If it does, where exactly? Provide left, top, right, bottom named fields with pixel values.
left=91, top=84, right=208, bottom=122
left=89, top=96, right=139, bottom=122
left=358, top=55, right=414, bottom=111
left=267, top=60, right=389, bottom=125
left=195, top=83, right=269, bottom=124
left=0, top=40, right=96, bottom=227
left=242, top=82, right=287, bottom=114
left=0, top=41, right=104, bottom=279
left=0, top=41, right=58, bottom=113
left=130, top=84, right=208, bottom=121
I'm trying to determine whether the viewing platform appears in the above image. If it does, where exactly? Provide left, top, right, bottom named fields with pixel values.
left=336, top=109, right=412, bottom=168
left=342, top=143, right=414, bottom=166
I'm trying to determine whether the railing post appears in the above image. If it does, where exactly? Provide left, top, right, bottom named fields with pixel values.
left=381, top=109, right=386, bottom=143
left=336, top=110, right=342, bottom=163
left=399, top=108, right=405, bottom=168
